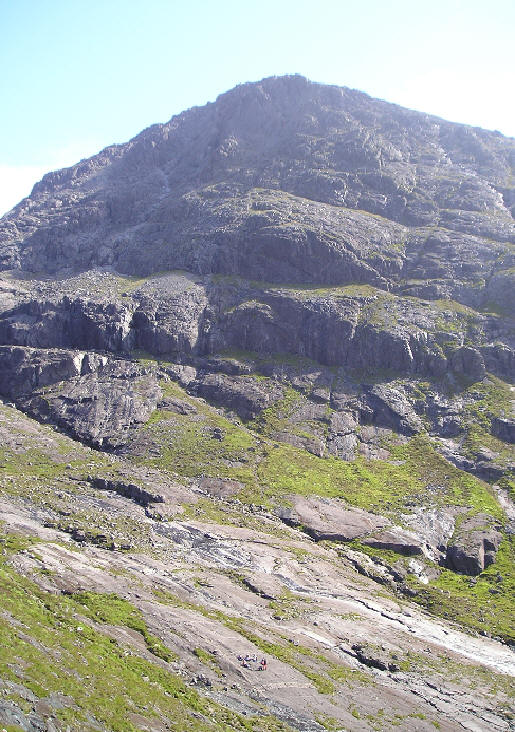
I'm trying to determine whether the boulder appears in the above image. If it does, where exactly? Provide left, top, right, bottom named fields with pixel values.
left=199, top=477, right=244, bottom=499
left=277, top=497, right=388, bottom=542
left=445, top=513, right=503, bottom=575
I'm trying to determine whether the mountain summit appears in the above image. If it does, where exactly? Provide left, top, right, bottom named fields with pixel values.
left=1, top=75, right=513, bottom=287
left=0, top=77, right=514, bottom=731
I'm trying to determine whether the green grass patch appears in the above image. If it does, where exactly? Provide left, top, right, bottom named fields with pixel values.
left=135, top=382, right=504, bottom=523
left=193, top=647, right=224, bottom=677
left=71, top=591, right=176, bottom=662
left=254, top=435, right=502, bottom=518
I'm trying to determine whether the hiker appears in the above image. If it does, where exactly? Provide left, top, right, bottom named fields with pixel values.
left=260, top=658, right=267, bottom=670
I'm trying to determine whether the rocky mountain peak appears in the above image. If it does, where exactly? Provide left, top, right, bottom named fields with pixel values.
left=1, top=75, right=513, bottom=280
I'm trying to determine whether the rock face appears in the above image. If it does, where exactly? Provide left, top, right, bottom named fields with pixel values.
left=0, top=75, right=512, bottom=490
left=0, top=76, right=514, bottom=732
left=446, top=514, right=504, bottom=575
left=1, top=75, right=513, bottom=287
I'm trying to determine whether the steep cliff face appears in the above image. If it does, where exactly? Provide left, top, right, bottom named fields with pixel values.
left=1, top=76, right=513, bottom=285
left=0, top=77, right=514, bottom=732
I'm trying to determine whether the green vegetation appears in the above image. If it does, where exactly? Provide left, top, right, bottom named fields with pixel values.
left=133, top=382, right=504, bottom=525
left=140, top=381, right=258, bottom=486
left=255, top=435, right=502, bottom=518
left=0, top=530, right=294, bottom=732
left=250, top=386, right=328, bottom=444
left=0, top=440, right=160, bottom=550
left=463, top=374, right=513, bottom=425
left=347, top=530, right=515, bottom=642
left=71, top=591, right=176, bottom=661
left=193, top=647, right=224, bottom=677
left=314, top=715, right=342, bottom=731
left=459, top=375, right=515, bottom=471
left=409, top=536, right=515, bottom=643
left=253, top=387, right=305, bottom=435
left=268, top=589, right=308, bottom=620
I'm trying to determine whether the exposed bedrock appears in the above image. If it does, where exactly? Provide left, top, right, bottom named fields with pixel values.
left=0, top=345, right=108, bottom=397
left=218, top=292, right=503, bottom=380
left=491, top=417, right=515, bottom=444
left=0, top=286, right=208, bottom=359
left=276, top=497, right=389, bottom=542
left=445, top=514, right=504, bottom=576
left=194, top=371, right=285, bottom=421
left=1, top=268, right=513, bottom=384
left=0, top=346, right=161, bottom=448
left=276, top=496, right=484, bottom=564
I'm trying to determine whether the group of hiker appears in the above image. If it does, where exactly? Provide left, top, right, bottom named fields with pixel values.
left=237, top=653, right=267, bottom=671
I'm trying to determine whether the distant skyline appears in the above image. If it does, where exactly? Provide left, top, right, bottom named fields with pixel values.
left=1, top=0, right=514, bottom=216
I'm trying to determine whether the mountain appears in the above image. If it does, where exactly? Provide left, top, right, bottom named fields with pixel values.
left=0, top=75, right=513, bottom=732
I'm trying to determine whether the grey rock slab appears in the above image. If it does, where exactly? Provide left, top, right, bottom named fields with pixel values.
left=277, top=496, right=389, bottom=542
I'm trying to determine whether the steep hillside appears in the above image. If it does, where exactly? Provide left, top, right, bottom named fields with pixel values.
left=0, top=76, right=513, bottom=731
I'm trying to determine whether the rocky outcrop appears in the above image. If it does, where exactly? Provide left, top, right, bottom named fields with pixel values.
left=449, top=347, right=486, bottom=381
left=0, top=345, right=108, bottom=397
left=89, top=477, right=166, bottom=506
left=194, top=372, right=285, bottom=421
left=0, top=349, right=162, bottom=448
left=277, top=497, right=389, bottom=542
left=351, top=643, right=402, bottom=673
left=0, top=276, right=209, bottom=360
left=491, top=417, right=515, bottom=444
left=361, top=384, right=423, bottom=435
left=446, top=514, right=503, bottom=575
left=0, top=78, right=511, bottom=583
left=199, top=477, right=245, bottom=498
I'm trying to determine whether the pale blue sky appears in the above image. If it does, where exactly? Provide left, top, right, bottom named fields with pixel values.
left=1, top=0, right=514, bottom=215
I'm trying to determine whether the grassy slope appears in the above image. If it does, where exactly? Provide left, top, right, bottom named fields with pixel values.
left=136, top=382, right=502, bottom=519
